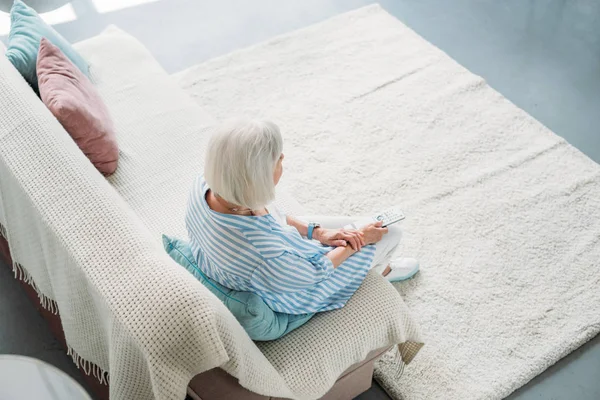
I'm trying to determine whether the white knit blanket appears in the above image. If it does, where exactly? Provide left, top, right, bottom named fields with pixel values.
left=174, top=5, right=600, bottom=400
left=0, top=17, right=421, bottom=400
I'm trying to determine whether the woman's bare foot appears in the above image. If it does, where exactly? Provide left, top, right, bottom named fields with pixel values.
left=385, top=258, right=420, bottom=282
left=382, top=264, right=392, bottom=276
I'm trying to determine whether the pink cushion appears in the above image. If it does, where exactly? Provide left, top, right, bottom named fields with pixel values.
left=37, top=38, right=118, bottom=175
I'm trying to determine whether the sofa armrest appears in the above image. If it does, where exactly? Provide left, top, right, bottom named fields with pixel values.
left=255, top=270, right=422, bottom=397
left=0, top=54, right=233, bottom=400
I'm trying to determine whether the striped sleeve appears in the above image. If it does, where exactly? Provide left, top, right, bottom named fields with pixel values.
left=251, top=251, right=335, bottom=294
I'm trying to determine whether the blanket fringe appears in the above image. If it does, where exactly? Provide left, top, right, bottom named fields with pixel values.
left=1, top=224, right=110, bottom=387
left=2, top=224, right=59, bottom=316
left=67, top=346, right=110, bottom=385
left=12, top=262, right=60, bottom=315
left=12, top=265, right=110, bottom=386
left=393, top=346, right=406, bottom=381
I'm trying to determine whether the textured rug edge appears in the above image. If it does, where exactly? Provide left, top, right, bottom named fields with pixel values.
left=173, top=3, right=383, bottom=76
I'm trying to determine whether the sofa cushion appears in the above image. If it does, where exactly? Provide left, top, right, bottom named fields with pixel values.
left=37, top=38, right=118, bottom=176
left=6, top=0, right=89, bottom=92
left=163, top=235, right=313, bottom=341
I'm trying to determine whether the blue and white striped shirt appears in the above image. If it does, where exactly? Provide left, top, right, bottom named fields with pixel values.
left=185, top=177, right=376, bottom=314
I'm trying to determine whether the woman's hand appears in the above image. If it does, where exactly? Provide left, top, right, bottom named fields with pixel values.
left=360, top=221, right=388, bottom=244
left=314, top=228, right=365, bottom=251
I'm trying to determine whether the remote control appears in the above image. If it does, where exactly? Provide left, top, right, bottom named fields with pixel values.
left=344, top=207, right=406, bottom=230
left=374, top=207, right=406, bottom=227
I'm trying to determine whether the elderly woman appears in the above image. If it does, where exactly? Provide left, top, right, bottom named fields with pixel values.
left=186, top=120, right=419, bottom=315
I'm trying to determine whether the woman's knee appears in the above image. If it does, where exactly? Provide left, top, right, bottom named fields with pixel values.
left=371, top=225, right=403, bottom=268
left=386, top=225, right=403, bottom=245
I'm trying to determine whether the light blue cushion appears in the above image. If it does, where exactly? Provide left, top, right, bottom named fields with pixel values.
left=6, top=0, right=90, bottom=92
left=162, top=235, right=314, bottom=341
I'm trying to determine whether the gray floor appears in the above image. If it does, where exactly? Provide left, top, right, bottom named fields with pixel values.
left=1, top=0, right=599, bottom=399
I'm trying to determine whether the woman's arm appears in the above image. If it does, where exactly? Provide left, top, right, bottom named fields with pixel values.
left=325, top=245, right=357, bottom=268
left=254, top=246, right=357, bottom=294
left=286, top=215, right=364, bottom=250
left=286, top=215, right=311, bottom=237
left=286, top=215, right=355, bottom=267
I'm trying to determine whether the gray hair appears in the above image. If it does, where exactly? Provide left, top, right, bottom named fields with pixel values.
left=204, top=119, right=283, bottom=210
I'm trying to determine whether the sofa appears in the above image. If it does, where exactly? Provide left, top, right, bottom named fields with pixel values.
left=0, top=26, right=422, bottom=400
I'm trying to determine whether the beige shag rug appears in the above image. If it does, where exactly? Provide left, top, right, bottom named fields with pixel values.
left=174, top=5, right=600, bottom=399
